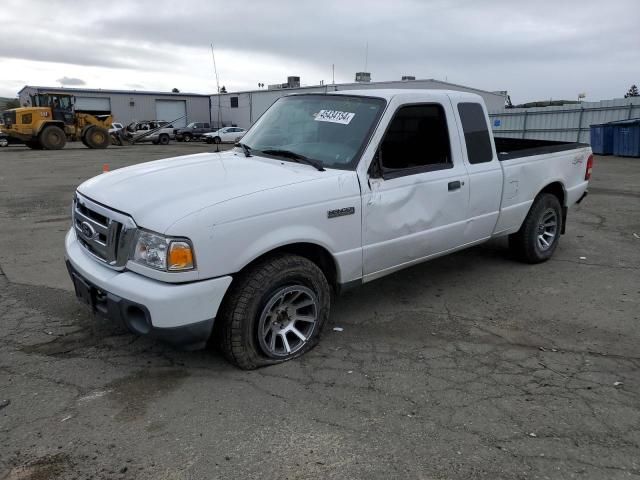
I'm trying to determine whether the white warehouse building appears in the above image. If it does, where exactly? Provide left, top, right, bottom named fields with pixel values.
left=18, top=86, right=212, bottom=128
left=211, top=78, right=507, bottom=129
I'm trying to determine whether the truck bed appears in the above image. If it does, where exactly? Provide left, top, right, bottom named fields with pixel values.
left=495, top=137, right=590, bottom=161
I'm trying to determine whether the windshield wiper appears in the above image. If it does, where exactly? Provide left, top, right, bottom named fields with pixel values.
left=235, top=142, right=252, bottom=157
left=261, top=149, right=325, bottom=171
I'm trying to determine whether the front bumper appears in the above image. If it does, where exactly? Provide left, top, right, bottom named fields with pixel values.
left=65, top=229, right=232, bottom=349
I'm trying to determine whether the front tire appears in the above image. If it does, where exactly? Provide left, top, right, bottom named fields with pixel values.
left=40, top=126, right=66, bottom=150
left=183, top=134, right=192, bottom=142
left=159, top=134, right=170, bottom=145
left=509, top=193, right=562, bottom=264
left=217, top=254, right=331, bottom=369
left=84, top=126, right=110, bottom=149
left=213, top=136, right=221, bottom=144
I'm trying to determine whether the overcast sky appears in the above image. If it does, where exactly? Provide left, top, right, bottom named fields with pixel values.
left=1, top=0, right=639, bottom=103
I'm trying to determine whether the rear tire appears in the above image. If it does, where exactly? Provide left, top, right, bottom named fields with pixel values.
left=0, top=138, right=8, bottom=147
left=84, top=126, right=110, bottom=149
left=509, top=193, right=562, bottom=264
left=159, top=134, right=170, bottom=145
left=217, top=254, right=331, bottom=370
left=39, top=126, right=66, bottom=150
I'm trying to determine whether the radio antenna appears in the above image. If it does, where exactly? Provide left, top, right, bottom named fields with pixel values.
left=210, top=43, right=222, bottom=152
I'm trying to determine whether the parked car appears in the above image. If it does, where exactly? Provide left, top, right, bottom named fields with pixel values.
left=175, top=122, right=214, bottom=142
left=65, top=89, right=592, bottom=369
left=202, top=127, right=246, bottom=144
left=124, top=120, right=175, bottom=145
left=0, top=132, right=22, bottom=147
left=109, top=122, right=123, bottom=134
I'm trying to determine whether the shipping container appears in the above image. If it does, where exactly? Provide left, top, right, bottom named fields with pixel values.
left=612, top=119, right=640, bottom=157
left=590, top=123, right=615, bottom=155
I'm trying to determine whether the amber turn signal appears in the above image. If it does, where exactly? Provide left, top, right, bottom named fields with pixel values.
left=167, top=241, right=194, bottom=271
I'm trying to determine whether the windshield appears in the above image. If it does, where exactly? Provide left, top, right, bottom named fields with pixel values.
left=186, top=122, right=197, bottom=128
left=240, top=94, right=386, bottom=170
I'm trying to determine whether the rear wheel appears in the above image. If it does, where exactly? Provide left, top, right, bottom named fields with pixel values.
left=217, top=254, right=331, bottom=369
left=39, top=126, right=66, bottom=150
left=84, top=126, right=110, bottom=149
left=0, top=137, right=8, bottom=147
left=159, top=134, right=170, bottom=145
left=509, top=193, right=562, bottom=263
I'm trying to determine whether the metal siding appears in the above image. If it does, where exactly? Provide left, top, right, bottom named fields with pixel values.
left=490, top=97, right=640, bottom=143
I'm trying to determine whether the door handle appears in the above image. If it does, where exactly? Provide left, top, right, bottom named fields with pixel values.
left=448, top=180, right=462, bottom=191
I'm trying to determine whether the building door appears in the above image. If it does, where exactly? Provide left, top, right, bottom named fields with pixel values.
left=156, top=100, right=187, bottom=127
left=74, top=96, right=111, bottom=113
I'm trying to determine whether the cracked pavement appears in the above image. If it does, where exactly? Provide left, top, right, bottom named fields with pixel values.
left=1, top=144, right=639, bottom=479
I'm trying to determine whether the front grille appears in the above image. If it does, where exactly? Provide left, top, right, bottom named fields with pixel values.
left=73, top=193, right=137, bottom=269
left=2, top=111, right=16, bottom=128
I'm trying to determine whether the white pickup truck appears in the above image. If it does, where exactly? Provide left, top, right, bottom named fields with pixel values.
left=65, top=89, right=592, bottom=369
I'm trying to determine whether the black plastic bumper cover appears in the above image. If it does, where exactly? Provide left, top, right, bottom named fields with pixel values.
left=66, top=261, right=213, bottom=350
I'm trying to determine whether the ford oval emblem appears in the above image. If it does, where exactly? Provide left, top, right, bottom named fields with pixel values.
left=80, top=221, right=96, bottom=240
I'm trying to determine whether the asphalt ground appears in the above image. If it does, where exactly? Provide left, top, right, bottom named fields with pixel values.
left=0, top=142, right=639, bottom=479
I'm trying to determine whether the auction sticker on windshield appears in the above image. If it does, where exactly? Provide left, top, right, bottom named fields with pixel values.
left=314, top=110, right=355, bottom=125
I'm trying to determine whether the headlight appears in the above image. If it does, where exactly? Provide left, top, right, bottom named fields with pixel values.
left=131, top=230, right=195, bottom=272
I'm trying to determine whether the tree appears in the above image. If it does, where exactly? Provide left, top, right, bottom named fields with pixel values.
left=624, top=85, right=639, bottom=98
left=219, top=85, right=227, bottom=93
left=171, top=88, right=180, bottom=93
left=4, top=98, right=20, bottom=109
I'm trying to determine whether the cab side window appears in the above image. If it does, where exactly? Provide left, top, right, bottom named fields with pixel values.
left=380, top=104, right=452, bottom=176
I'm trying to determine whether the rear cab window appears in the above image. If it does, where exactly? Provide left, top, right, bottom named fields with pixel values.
left=457, top=103, right=494, bottom=164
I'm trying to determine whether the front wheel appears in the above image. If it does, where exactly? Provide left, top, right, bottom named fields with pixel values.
left=217, top=254, right=331, bottom=369
left=183, top=134, right=192, bottom=142
left=509, top=193, right=562, bottom=264
left=0, top=138, right=8, bottom=147
left=84, top=126, right=110, bottom=149
left=213, top=136, right=221, bottom=144
left=159, top=134, right=170, bottom=145
left=40, top=125, right=66, bottom=150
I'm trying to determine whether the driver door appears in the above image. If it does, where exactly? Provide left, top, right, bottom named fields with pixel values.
left=360, top=98, right=470, bottom=280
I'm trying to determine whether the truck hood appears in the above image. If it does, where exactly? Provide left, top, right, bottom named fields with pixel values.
left=77, top=150, right=341, bottom=232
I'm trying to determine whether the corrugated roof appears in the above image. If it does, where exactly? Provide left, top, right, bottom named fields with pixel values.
left=19, top=86, right=210, bottom=97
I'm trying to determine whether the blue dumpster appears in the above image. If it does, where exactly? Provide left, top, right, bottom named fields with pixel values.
left=612, top=119, right=640, bottom=157
left=590, top=123, right=615, bottom=155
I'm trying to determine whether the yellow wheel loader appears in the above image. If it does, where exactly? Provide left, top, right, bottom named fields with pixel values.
left=0, top=93, right=112, bottom=150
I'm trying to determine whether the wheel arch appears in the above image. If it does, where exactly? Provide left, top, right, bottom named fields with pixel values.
left=235, top=242, right=339, bottom=293
left=537, top=182, right=567, bottom=234
left=38, top=121, right=65, bottom=134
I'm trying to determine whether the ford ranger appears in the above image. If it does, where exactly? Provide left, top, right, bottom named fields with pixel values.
left=65, top=90, right=592, bottom=369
